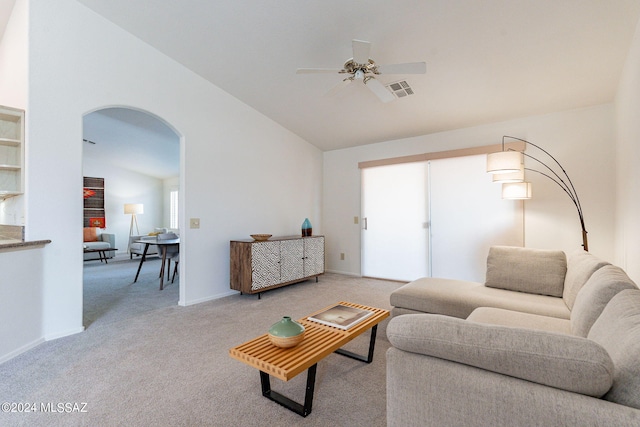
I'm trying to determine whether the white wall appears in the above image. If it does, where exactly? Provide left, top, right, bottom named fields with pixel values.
left=615, top=16, right=640, bottom=283
left=0, top=0, right=25, bottom=108
left=0, top=245, right=45, bottom=363
left=323, top=104, right=615, bottom=276
left=83, top=157, right=164, bottom=253
left=0, top=0, right=26, bottom=225
left=0, top=0, right=322, bottom=359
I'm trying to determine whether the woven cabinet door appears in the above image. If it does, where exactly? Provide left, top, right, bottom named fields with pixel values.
left=251, top=241, right=280, bottom=291
left=304, top=236, right=325, bottom=277
left=280, top=239, right=304, bottom=283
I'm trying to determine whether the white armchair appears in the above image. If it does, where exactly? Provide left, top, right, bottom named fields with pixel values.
left=128, top=235, right=159, bottom=259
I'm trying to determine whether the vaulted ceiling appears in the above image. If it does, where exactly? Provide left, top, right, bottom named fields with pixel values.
left=75, top=0, right=640, bottom=152
left=3, top=0, right=640, bottom=178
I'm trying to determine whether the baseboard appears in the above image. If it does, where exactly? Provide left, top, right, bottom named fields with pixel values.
left=180, top=290, right=238, bottom=307
left=44, top=326, right=85, bottom=341
left=325, top=269, right=362, bottom=277
left=0, top=337, right=45, bottom=364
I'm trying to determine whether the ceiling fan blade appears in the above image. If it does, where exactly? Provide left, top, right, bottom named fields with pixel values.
left=296, top=68, right=342, bottom=74
left=325, top=78, right=352, bottom=97
left=352, top=39, right=371, bottom=64
left=364, top=77, right=395, bottom=103
left=377, top=62, right=426, bottom=74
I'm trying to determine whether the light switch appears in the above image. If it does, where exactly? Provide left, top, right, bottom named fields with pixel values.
left=354, top=216, right=359, bottom=224
left=190, top=218, right=200, bottom=229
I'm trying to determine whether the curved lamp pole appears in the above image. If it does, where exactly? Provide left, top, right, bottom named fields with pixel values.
left=487, top=136, right=588, bottom=252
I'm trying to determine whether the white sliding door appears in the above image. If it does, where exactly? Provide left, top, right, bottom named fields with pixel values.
left=429, top=154, right=523, bottom=281
left=361, top=154, right=523, bottom=283
left=361, top=162, right=429, bottom=281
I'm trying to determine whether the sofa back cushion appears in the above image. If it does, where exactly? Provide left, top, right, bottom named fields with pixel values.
left=83, top=227, right=98, bottom=242
left=571, top=265, right=637, bottom=337
left=588, top=289, right=640, bottom=409
left=388, top=314, right=613, bottom=397
left=485, top=246, right=567, bottom=297
left=563, top=248, right=610, bottom=310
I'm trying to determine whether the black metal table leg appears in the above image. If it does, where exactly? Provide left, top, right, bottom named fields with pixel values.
left=334, top=325, right=378, bottom=363
left=133, top=243, right=150, bottom=283
left=256, top=325, right=378, bottom=417
left=260, top=363, right=317, bottom=417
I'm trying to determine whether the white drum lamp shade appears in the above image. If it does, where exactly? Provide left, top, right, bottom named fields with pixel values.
left=492, top=167, right=524, bottom=183
left=124, top=203, right=144, bottom=215
left=486, top=151, right=523, bottom=174
left=502, top=182, right=532, bottom=200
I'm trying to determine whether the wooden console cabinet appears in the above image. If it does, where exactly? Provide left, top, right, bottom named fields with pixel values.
left=230, top=235, right=325, bottom=296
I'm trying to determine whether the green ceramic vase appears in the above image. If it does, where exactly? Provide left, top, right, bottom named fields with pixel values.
left=269, top=316, right=305, bottom=337
left=268, top=316, right=305, bottom=348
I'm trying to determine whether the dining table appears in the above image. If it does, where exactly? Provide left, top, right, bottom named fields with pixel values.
left=133, top=237, right=180, bottom=290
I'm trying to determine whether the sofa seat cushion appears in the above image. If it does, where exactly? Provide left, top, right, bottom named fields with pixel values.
left=467, top=307, right=571, bottom=334
left=485, top=246, right=567, bottom=297
left=571, top=265, right=638, bottom=337
left=387, top=314, right=613, bottom=397
left=83, top=241, right=111, bottom=250
left=588, top=289, right=640, bottom=409
left=390, top=277, right=570, bottom=319
left=563, top=248, right=610, bottom=310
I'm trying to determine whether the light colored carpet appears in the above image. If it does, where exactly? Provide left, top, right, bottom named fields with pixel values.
left=0, top=255, right=404, bottom=426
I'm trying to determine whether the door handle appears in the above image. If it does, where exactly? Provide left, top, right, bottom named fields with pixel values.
left=363, top=217, right=368, bottom=230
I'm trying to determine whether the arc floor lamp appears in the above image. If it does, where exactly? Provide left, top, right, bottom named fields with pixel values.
left=486, top=136, right=588, bottom=252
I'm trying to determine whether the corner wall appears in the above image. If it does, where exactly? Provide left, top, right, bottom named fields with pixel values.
left=615, top=15, right=640, bottom=283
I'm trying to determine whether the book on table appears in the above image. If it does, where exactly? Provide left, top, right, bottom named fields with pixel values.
left=307, top=304, right=374, bottom=330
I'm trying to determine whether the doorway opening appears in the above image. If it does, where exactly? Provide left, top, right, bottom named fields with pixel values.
left=81, top=107, right=181, bottom=328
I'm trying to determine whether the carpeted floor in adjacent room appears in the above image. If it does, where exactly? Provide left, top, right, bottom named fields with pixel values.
left=0, top=254, right=404, bottom=426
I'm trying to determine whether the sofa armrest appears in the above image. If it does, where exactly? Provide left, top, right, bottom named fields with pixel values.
left=99, top=233, right=115, bottom=248
left=387, top=348, right=640, bottom=427
left=387, top=314, right=613, bottom=397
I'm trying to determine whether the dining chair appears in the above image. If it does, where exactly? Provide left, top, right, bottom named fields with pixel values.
left=157, top=233, right=179, bottom=284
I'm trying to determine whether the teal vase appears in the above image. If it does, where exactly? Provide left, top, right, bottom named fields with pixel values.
left=302, top=218, right=312, bottom=237
left=268, top=316, right=305, bottom=348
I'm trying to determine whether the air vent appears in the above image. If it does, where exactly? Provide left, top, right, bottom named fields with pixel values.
left=385, top=80, right=414, bottom=98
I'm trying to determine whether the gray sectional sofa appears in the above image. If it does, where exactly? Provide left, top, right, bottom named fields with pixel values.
left=387, top=246, right=640, bottom=426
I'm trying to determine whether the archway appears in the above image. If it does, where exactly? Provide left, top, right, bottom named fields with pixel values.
left=81, top=106, right=181, bottom=327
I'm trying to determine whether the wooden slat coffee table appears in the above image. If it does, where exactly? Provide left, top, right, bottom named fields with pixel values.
left=229, top=301, right=390, bottom=417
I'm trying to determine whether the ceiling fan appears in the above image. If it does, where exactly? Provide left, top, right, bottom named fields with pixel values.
left=296, top=39, right=426, bottom=103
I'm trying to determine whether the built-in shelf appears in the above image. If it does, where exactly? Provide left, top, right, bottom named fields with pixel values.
left=0, top=138, right=20, bottom=147
left=0, top=106, right=24, bottom=198
left=0, top=191, right=23, bottom=200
